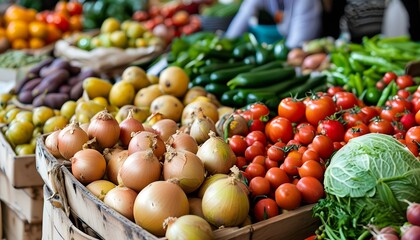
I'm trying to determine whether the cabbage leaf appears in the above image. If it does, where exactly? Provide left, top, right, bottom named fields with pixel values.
left=314, top=133, right=420, bottom=239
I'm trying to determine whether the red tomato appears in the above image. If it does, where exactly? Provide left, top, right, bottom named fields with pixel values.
left=252, top=155, right=266, bottom=165
left=249, top=176, right=271, bottom=197
left=416, top=110, right=420, bottom=125
left=245, top=144, right=266, bottom=162
left=406, top=143, right=419, bottom=157
left=265, top=167, right=290, bottom=189
left=275, top=183, right=302, bottom=210
left=228, top=135, right=248, bottom=156
left=245, top=130, right=267, bottom=146
left=249, top=119, right=265, bottom=132
left=265, top=116, right=293, bottom=144
left=305, top=95, right=336, bottom=126
left=327, top=86, right=344, bottom=96
left=393, top=121, right=406, bottom=136
left=245, top=162, right=266, bottom=178
left=266, top=142, right=286, bottom=162
left=405, top=126, right=420, bottom=146
left=343, top=109, right=367, bottom=128
left=66, top=1, right=83, bottom=16
left=295, top=123, right=316, bottom=145
left=344, top=125, right=369, bottom=142
left=278, top=97, right=306, bottom=123
left=249, top=103, right=270, bottom=120
left=333, top=91, right=359, bottom=110
left=311, top=135, right=334, bottom=159
left=412, top=97, right=420, bottom=113
left=283, top=156, right=302, bottom=176
left=297, top=160, right=324, bottom=180
left=390, top=97, right=412, bottom=113
left=396, top=75, right=415, bottom=89
left=382, top=72, right=398, bottom=85
left=376, top=80, right=386, bottom=90
left=400, top=112, right=416, bottom=130
left=368, top=117, right=394, bottom=135
left=46, top=13, right=70, bottom=32
left=397, top=89, right=411, bottom=99
left=333, top=141, right=346, bottom=151
left=380, top=107, right=401, bottom=122
left=253, top=198, right=279, bottom=222
left=236, top=156, right=247, bottom=170
left=296, top=177, right=324, bottom=204
left=301, top=148, right=320, bottom=163
left=361, top=106, right=380, bottom=122
left=265, top=157, right=279, bottom=169
left=317, top=119, right=346, bottom=142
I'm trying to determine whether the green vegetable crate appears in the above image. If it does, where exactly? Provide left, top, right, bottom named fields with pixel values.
left=36, top=134, right=320, bottom=240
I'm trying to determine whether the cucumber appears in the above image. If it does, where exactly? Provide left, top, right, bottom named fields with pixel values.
left=227, top=67, right=296, bottom=89
left=209, top=64, right=255, bottom=83
left=204, top=83, right=231, bottom=98
left=279, top=75, right=327, bottom=99
left=199, top=61, right=246, bottom=74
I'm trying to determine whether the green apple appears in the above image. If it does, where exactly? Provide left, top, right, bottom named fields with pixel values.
left=110, top=31, right=128, bottom=48
left=90, top=36, right=101, bottom=49
left=101, top=18, right=120, bottom=33
left=99, top=33, right=112, bottom=48
left=127, top=22, right=145, bottom=39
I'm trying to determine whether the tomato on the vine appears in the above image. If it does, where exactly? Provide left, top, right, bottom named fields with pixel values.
left=405, top=126, right=420, bottom=146
left=66, top=1, right=83, bottom=16
left=305, top=95, right=336, bottom=126
left=301, top=148, right=320, bottom=163
left=265, top=157, right=279, bottom=169
left=333, top=91, right=359, bottom=110
left=361, top=106, right=380, bottom=122
left=317, top=118, right=346, bottom=142
left=253, top=198, right=279, bottom=222
left=283, top=156, right=302, bottom=176
left=245, top=143, right=266, bottom=162
left=343, top=108, right=367, bottom=127
left=380, top=107, right=401, bottom=122
left=390, top=97, right=412, bottom=113
left=400, top=112, right=416, bottom=130
left=248, top=103, right=270, bottom=120
left=397, top=89, right=411, bottom=99
left=265, top=116, right=293, bottom=144
left=278, top=97, right=306, bottom=123
left=249, top=119, right=265, bottom=132
left=275, top=183, right=302, bottom=210
left=266, top=141, right=286, bottom=162
left=295, top=123, right=316, bottom=145
left=46, top=12, right=70, bottom=32
left=344, top=124, right=369, bottom=142
left=236, top=156, right=247, bottom=170
left=416, top=109, right=420, bottom=125
left=297, top=160, right=324, bottom=180
left=327, top=86, right=344, bottom=96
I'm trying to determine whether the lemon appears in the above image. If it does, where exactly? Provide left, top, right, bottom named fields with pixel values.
left=15, top=110, right=33, bottom=123
left=6, top=121, right=34, bottom=146
left=121, top=66, right=149, bottom=91
left=101, top=18, right=120, bottom=33
left=60, top=100, right=77, bottom=120
left=109, top=81, right=135, bottom=108
left=92, top=97, right=108, bottom=107
left=159, top=66, right=190, bottom=97
left=32, top=106, right=55, bottom=126
left=43, top=115, right=68, bottom=134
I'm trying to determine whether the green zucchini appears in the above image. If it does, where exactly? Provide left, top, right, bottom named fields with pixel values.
left=204, top=83, right=231, bottom=98
left=279, top=75, right=327, bottom=99
left=227, top=67, right=296, bottom=89
left=199, top=61, right=246, bottom=74
left=250, top=60, right=285, bottom=72
left=209, top=64, right=255, bottom=83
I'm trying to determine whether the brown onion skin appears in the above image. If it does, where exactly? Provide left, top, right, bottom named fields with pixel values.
left=103, top=186, right=137, bottom=221
left=88, top=111, right=120, bottom=149
left=119, top=150, right=162, bottom=192
left=152, top=119, right=179, bottom=142
left=58, top=122, right=89, bottom=160
left=119, top=112, right=144, bottom=147
left=71, top=149, right=106, bottom=185
left=166, top=132, right=198, bottom=154
left=128, top=131, right=165, bottom=160
left=106, top=149, right=129, bottom=185
left=45, top=130, right=62, bottom=158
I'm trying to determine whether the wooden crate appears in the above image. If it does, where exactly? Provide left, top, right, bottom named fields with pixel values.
left=61, top=165, right=319, bottom=240
left=42, top=185, right=100, bottom=240
left=1, top=201, right=42, bottom=240
left=0, top=128, right=43, bottom=188
left=0, top=171, right=43, bottom=224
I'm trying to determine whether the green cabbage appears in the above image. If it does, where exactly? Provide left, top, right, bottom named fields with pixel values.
left=313, top=133, right=420, bottom=240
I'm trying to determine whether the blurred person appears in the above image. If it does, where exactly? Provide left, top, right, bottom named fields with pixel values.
left=224, top=0, right=323, bottom=48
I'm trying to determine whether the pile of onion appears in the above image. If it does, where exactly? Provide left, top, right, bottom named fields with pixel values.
left=201, top=176, right=249, bottom=227
left=71, top=148, right=106, bottom=185
left=166, top=131, right=198, bottom=154
left=188, top=108, right=216, bottom=145
left=88, top=110, right=120, bottom=149
left=196, top=131, right=236, bottom=174
left=57, top=121, right=89, bottom=160
left=119, top=149, right=161, bottom=192
left=45, top=130, right=62, bottom=158
left=119, top=110, right=144, bottom=147
left=128, top=131, right=166, bottom=160
left=152, top=119, right=179, bottom=142
left=164, top=215, right=214, bottom=240
left=86, top=179, right=116, bottom=201
left=104, top=148, right=129, bottom=185
left=133, top=180, right=189, bottom=237
left=163, top=148, right=205, bottom=193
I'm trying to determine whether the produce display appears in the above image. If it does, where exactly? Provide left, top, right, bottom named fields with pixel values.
left=2, top=1, right=420, bottom=240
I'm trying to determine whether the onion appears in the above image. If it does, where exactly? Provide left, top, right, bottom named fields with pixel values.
left=128, top=131, right=166, bottom=160
left=164, top=215, right=214, bottom=240
left=88, top=110, right=120, bottom=149
left=45, top=130, right=62, bottom=158
left=188, top=198, right=204, bottom=218
left=86, top=179, right=116, bottom=201
left=189, top=108, right=217, bottom=145
left=202, top=176, right=250, bottom=227
left=58, top=121, right=89, bottom=160
left=152, top=119, right=179, bottom=142
left=196, top=131, right=237, bottom=174
left=133, top=180, right=189, bottom=237
left=366, top=225, right=399, bottom=240
left=181, top=100, right=219, bottom=126
left=119, top=149, right=161, bottom=192
left=166, top=131, right=198, bottom=154
left=215, top=113, right=248, bottom=138
left=103, top=146, right=124, bottom=163
left=80, top=122, right=89, bottom=133
left=163, top=148, right=205, bottom=193
left=197, top=174, right=228, bottom=198
left=104, top=186, right=138, bottom=221
left=105, top=149, right=129, bottom=185
left=405, top=200, right=420, bottom=226
left=119, top=110, right=145, bottom=147
left=287, top=48, right=306, bottom=66
left=401, top=225, right=420, bottom=240
left=71, top=149, right=106, bottom=185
